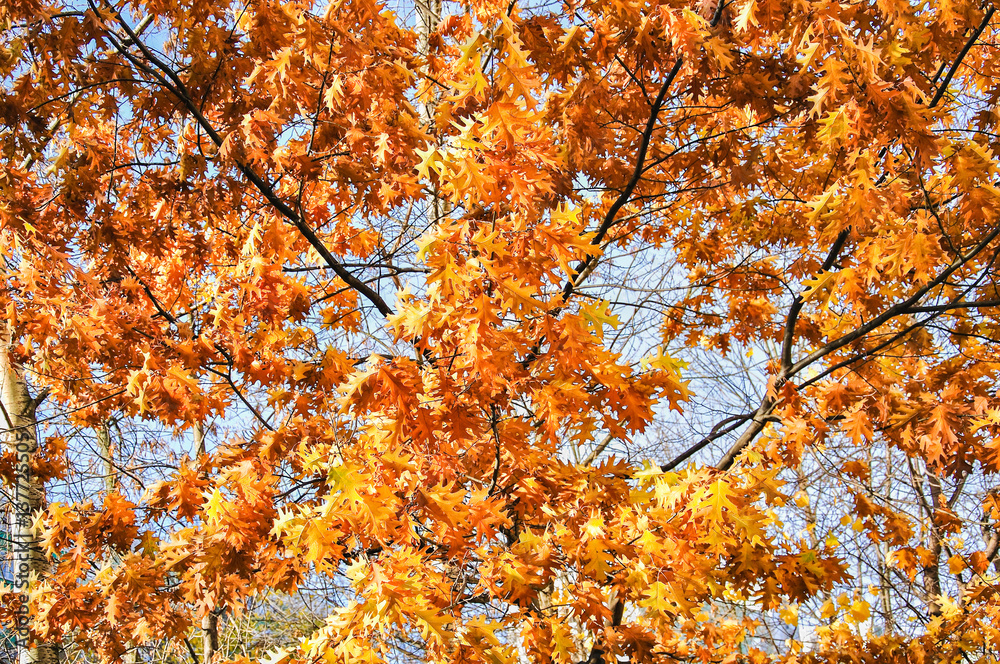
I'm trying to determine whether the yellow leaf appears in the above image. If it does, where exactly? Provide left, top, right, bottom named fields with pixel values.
left=457, top=33, right=485, bottom=65
left=416, top=233, right=439, bottom=262
left=260, top=649, right=291, bottom=664
left=641, top=346, right=689, bottom=374
left=581, top=299, right=620, bottom=335
left=939, top=595, right=961, bottom=619
left=797, top=41, right=821, bottom=67
left=45, top=144, right=70, bottom=174
left=583, top=513, right=605, bottom=539
left=204, top=488, right=226, bottom=524
left=735, top=0, right=758, bottom=32
left=703, top=479, right=738, bottom=521
left=414, top=145, right=442, bottom=180
left=414, top=608, right=453, bottom=642
left=634, top=460, right=665, bottom=482
left=638, top=581, right=674, bottom=615
left=818, top=107, right=849, bottom=145
left=806, top=187, right=836, bottom=224
left=328, top=464, right=363, bottom=505
left=801, top=270, right=840, bottom=305
left=849, top=599, right=870, bottom=622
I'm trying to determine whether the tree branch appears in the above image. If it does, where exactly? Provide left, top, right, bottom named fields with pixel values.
left=928, top=6, right=996, bottom=108
left=659, top=412, right=755, bottom=472
left=561, top=57, right=684, bottom=302
left=97, top=3, right=395, bottom=317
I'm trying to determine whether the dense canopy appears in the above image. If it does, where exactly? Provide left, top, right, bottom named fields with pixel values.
left=4, top=0, right=1000, bottom=663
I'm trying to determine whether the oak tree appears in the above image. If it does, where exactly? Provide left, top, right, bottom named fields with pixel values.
left=4, top=0, right=1000, bottom=663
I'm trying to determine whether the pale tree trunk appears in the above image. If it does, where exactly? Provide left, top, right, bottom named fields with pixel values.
left=875, top=441, right=894, bottom=634
left=415, top=0, right=448, bottom=226
left=194, top=421, right=206, bottom=459
left=1, top=335, right=59, bottom=664
left=201, top=613, right=219, bottom=664
left=193, top=422, right=220, bottom=664
left=793, top=462, right=827, bottom=644
left=97, top=421, right=140, bottom=664
left=97, top=421, right=117, bottom=495
left=415, top=0, right=442, bottom=127
left=908, top=458, right=943, bottom=618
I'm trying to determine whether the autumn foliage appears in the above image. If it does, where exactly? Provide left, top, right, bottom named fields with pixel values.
left=4, top=0, right=1000, bottom=663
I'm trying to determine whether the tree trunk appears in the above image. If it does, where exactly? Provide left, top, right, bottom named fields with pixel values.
left=192, top=421, right=219, bottom=664
left=415, top=0, right=449, bottom=226
left=201, top=613, right=218, bottom=664
left=194, top=421, right=206, bottom=459
left=1, top=336, right=59, bottom=664
left=415, top=0, right=442, bottom=126
left=908, top=458, right=942, bottom=618
left=97, top=421, right=117, bottom=495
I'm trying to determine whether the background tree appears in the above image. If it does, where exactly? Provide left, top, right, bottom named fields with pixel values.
left=2, top=332, right=59, bottom=664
